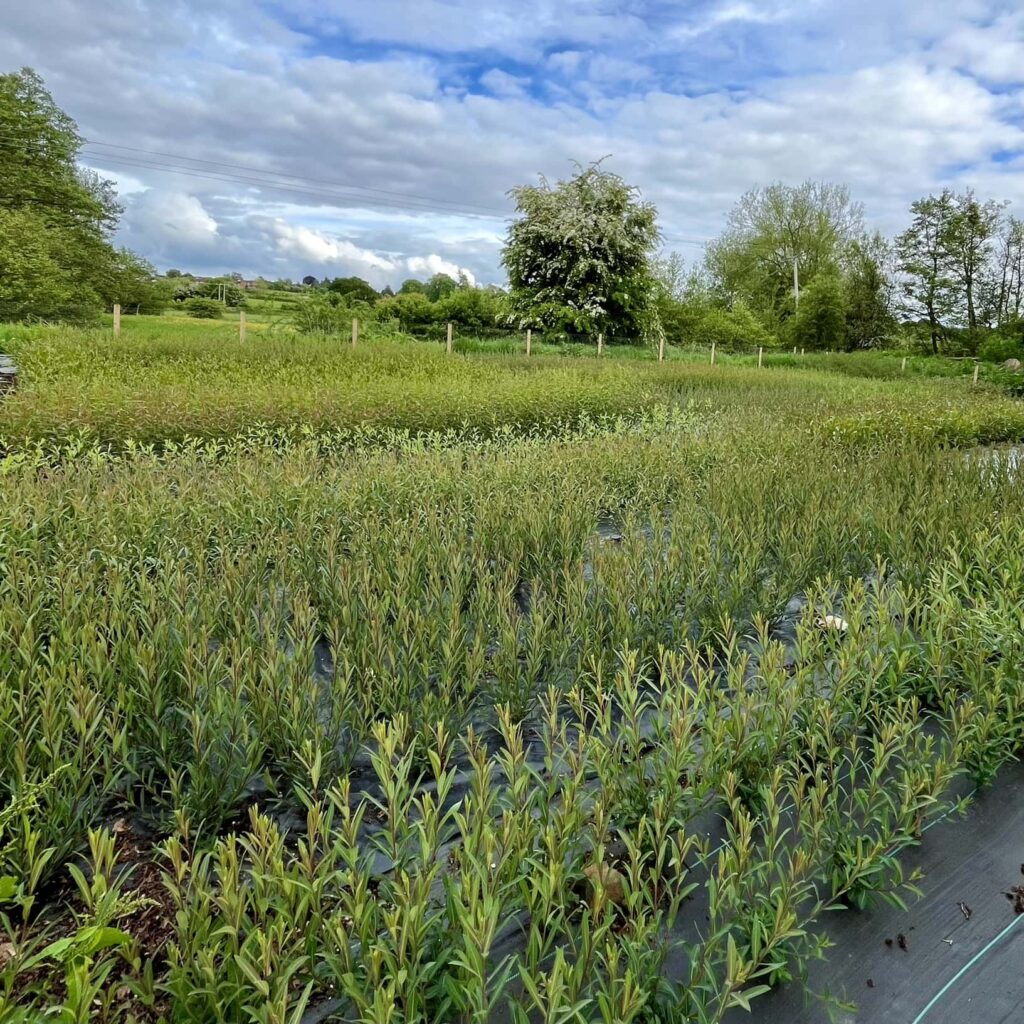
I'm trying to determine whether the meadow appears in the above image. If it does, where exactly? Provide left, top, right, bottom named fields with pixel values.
left=1, top=320, right=1024, bottom=1022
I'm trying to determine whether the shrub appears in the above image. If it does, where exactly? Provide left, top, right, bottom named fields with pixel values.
left=693, top=302, right=776, bottom=352
left=183, top=298, right=224, bottom=319
left=978, top=327, right=1024, bottom=364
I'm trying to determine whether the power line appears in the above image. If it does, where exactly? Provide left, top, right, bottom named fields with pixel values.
left=77, top=150, right=511, bottom=220
left=81, top=140, right=509, bottom=217
left=1, top=130, right=715, bottom=244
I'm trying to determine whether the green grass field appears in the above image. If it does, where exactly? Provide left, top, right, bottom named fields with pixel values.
left=2, top=320, right=1024, bottom=1022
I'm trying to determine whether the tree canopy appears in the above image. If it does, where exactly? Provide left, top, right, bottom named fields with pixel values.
left=706, top=181, right=864, bottom=329
left=502, top=163, right=661, bottom=344
left=0, top=67, right=157, bottom=322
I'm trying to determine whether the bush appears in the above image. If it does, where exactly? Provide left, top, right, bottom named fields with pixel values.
left=692, top=303, right=776, bottom=352
left=293, top=293, right=352, bottom=335
left=183, top=298, right=224, bottom=319
left=978, top=327, right=1024, bottom=364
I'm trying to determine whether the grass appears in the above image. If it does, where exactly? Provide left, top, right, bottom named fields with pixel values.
left=3, top=320, right=1024, bottom=450
left=1, top=319, right=1024, bottom=1021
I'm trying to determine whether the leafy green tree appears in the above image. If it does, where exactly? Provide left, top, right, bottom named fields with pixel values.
left=843, top=235, right=895, bottom=349
left=398, top=279, right=426, bottom=295
left=706, top=181, right=863, bottom=328
left=692, top=302, right=775, bottom=352
left=944, top=190, right=1004, bottom=329
left=436, top=286, right=504, bottom=333
left=325, top=276, right=378, bottom=305
left=0, top=207, right=94, bottom=322
left=425, top=273, right=459, bottom=302
left=502, top=162, right=661, bottom=345
left=0, top=67, right=148, bottom=322
left=373, top=292, right=438, bottom=333
left=895, top=191, right=958, bottom=353
left=653, top=253, right=715, bottom=347
left=789, top=275, right=847, bottom=351
left=991, top=215, right=1024, bottom=326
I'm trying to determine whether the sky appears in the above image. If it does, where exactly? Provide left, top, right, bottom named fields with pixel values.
left=3, top=1, right=1023, bottom=287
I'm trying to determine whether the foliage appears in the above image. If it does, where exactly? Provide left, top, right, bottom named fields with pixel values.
left=977, top=329, right=1023, bottom=364
left=692, top=302, right=776, bottom=352
left=0, top=68, right=152, bottom=323
left=325, top=276, right=379, bottom=304
left=0, top=338, right=1023, bottom=1020
left=706, top=181, right=863, bottom=329
left=843, top=235, right=896, bottom=349
left=182, top=297, right=223, bottom=319
left=789, top=275, right=847, bottom=351
left=502, top=162, right=662, bottom=345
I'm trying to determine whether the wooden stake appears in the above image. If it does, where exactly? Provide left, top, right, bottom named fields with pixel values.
left=113, top=303, right=121, bottom=337
left=526, top=328, right=531, bottom=356
left=901, top=356, right=907, bottom=372
left=239, top=310, right=246, bottom=343
left=801, top=348, right=805, bottom=357
left=351, top=318, right=358, bottom=348
left=597, top=332, right=603, bottom=356
left=757, top=346, right=763, bottom=369
left=446, top=321, right=453, bottom=355
left=710, top=341, right=716, bottom=366
left=658, top=334, right=665, bottom=362
left=973, top=363, right=979, bottom=385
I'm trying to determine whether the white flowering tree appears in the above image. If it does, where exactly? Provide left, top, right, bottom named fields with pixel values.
left=501, top=163, right=662, bottom=346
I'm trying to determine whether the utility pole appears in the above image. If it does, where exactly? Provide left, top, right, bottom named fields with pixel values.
left=793, top=257, right=800, bottom=310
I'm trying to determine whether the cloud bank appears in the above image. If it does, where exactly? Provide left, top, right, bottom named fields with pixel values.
left=4, top=0, right=1023, bottom=283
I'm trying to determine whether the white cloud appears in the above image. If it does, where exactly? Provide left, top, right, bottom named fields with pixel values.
left=405, top=255, right=476, bottom=284
left=480, top=68, right=529, bottom=99
left=127, top=190, right=219, bottom=244
left=266, top=221, right=395, bottom=271
left=4, top=0, right=1024, bottom=283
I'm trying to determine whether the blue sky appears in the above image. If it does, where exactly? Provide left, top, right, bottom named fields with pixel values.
left=3, top=0, right=1023, bottom=285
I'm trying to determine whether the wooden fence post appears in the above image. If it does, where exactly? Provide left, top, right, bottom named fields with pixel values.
left=113, top=304, right=121, bottom=337
left=239, top=310, right=246, bottom=343
left=757, top=346, right=763, bottom=369
left=801, top=348, right=805, bottom=357
left=973, top=363, right=980, bottom=385
left=597, top=333, right=603, bottom=356
left=351, top=318, right=358, bottom=348
left=658, top=334, right=665, bottom=363
left=446, top=322, right=453, bottom=355
left=901, top=356, right=907, bottom=372
left=710, top=341, right=716, bottom=366
left=526, top=328, right=531, bottom=356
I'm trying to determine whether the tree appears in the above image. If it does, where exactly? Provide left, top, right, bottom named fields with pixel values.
left=652, top=253, right=715, bottom=346
left=502, top=162, right=661, bottom=344
left=425, top=273, right=458, bottom=302
left=325, top=276, right=378, bottom=304
left=398, top=279, right=426, bottom=295
left=99, top=250, right=170, bottom=314
left=895, top=191, right=958, bottom=353
left=301, top=275, right=318, bottom=287
left=844, top=234, right=895, bottom=349
left=789, top=275, right=847, bottom=351
left=992, top=216, right=1024, bottom=325
left=692, top=302, right=775, bottom=352
left=706, top=181, right=863, bottom=328
left=0, top=67, right=144, bottom=322
left=436, top=286, right=504, bottom=333
left=944, top=190, right=1004, bottom=329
